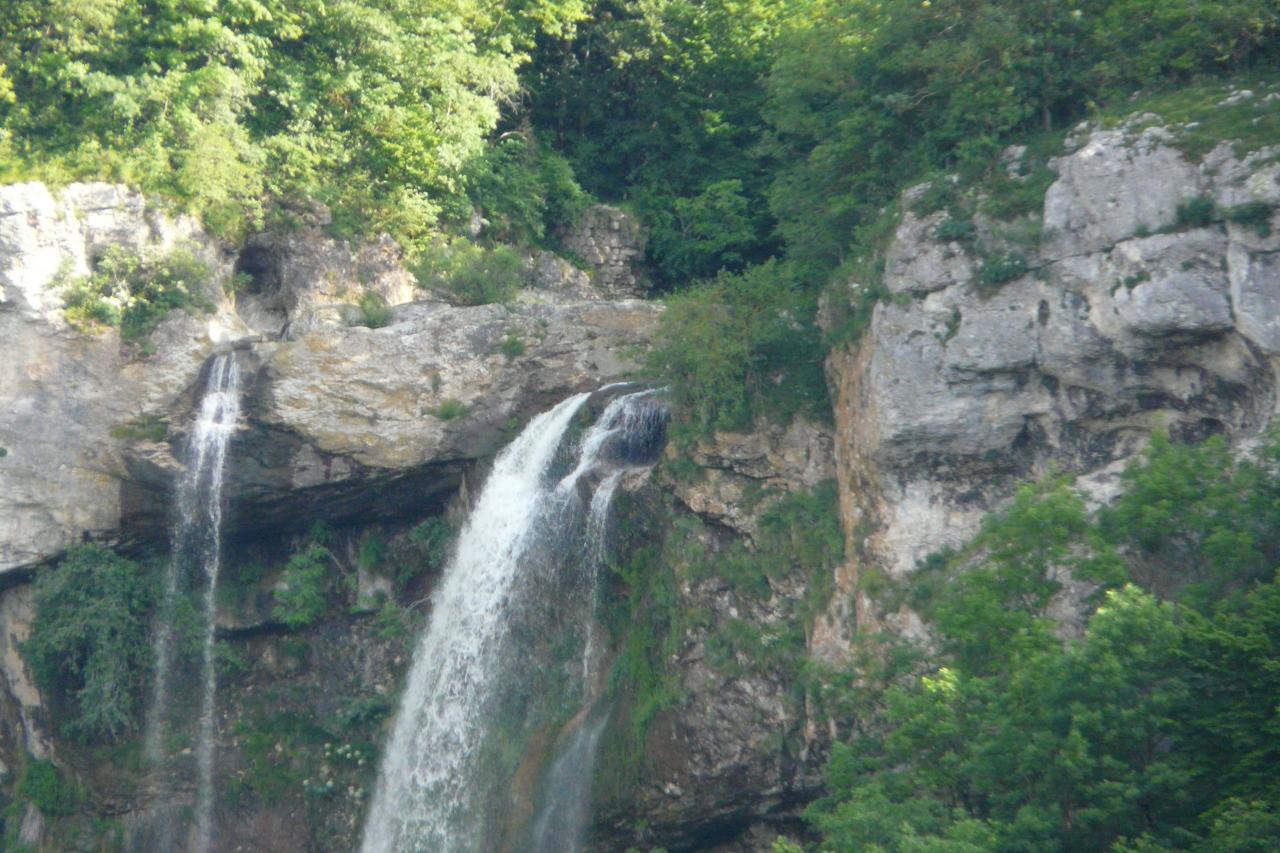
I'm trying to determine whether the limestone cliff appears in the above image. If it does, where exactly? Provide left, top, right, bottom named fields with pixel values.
left=820, top=119, right=1280, bottom=653
left=1, top=103, right=1278, bottom=852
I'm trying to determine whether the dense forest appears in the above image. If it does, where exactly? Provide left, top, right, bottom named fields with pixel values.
left=4, top=1, right=1280, bottom=851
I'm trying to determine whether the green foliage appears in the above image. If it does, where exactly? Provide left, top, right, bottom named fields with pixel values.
left=273, top=542, right=332, bottom=631
left=23, top=544, right=154, bottom=741
left=409, top=517, right=453, bottom=570
left=498, top=331, right=526, bottom=361
left=214, top=641, right=249, bottom=681
left=762, top=0, right=1280, bottom=277
left=810, top=432, right=1280, bottom=851
left=1175, top=195, right=1217, bottom=228
left=647, top=260, right=828, bottom=438
left=356, top=533, right=386, bottom=574
left=976, top=252, right=1030, bottom=291
left=354, top=293, right=393, bottom=329
left=334, top=695, right=393, bottom=732
left=935, top=217, right=976, bottom=244
left=528, top=0, right=785, bottom=287
left=430, top=399, right=469, bottom=421
left=410, top=238, right=526, bottom=306
left=1225, top=201, right=1275, bottom=237
left=1101, top=430, right=1280, bottom=604
left=58, top=246, right=212, bottom=344
left=16, top=759, right=78, bottom=818
left=0, top=0, right=589, bottom=245
left=464, top=135, right=589, bottom=245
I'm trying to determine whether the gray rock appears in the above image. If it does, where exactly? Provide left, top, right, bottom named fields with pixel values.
left=884, top=208, right=976, bottom=295
left=560, top=205, right=649, bottom=298
left=0, top=183, right=241, bottom=572
left=0, top=182, right=662, bottom=572
left=826, top=118, right=1280, bottom=636
left=1044, top=126, right=1203, bottom=258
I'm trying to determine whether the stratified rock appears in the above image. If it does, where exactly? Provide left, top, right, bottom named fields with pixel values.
left=0, top=181, right=662, bottom=570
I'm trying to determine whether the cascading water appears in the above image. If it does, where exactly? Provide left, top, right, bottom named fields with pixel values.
left=362, top=388, right=667, bottom=853
left=144, top=353, right=242, bottom=853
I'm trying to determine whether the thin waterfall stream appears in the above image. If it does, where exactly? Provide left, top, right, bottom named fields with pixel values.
left=144, top=353, right=242, bottom=852
left=362, top=388, right=667, bottom=853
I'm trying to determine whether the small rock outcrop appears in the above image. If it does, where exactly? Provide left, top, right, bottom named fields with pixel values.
left=561, top=204, right=650, bottom=298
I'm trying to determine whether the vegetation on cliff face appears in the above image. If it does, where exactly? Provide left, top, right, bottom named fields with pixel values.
left=4, top=0, right=1277, bottom=431
left=796, top=433, right=1280, bottom=851
left=23, top=545, right=155, bottom=742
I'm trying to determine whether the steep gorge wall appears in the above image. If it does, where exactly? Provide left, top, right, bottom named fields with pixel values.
left=1, top=106, right=1279, bottom=851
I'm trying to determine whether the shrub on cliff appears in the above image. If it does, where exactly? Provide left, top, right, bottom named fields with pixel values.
left=805, top=432, right=1280, bottom=851
left=58, top=246, right=213, bottom=344
left=646, top=259, right=828, bottom=439
left=409, top=238, right=526, bottom=306
left=23, top=545, right=154, bottom=742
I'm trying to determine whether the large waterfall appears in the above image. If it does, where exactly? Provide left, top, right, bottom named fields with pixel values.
left=144, top=353, right=242, bottom=852
left=362, top=388, right=667, bottom=852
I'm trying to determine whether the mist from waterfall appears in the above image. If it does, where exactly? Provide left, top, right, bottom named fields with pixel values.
left=143, top=353, right=241, bottom=853
left=361, top=388, right=667, bottom=853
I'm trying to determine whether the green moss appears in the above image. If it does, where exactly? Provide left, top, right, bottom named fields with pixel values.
left=430, top=399, right=468, bottom=420
left=108, top=415, right=168, bottom=443
left=16, top=759, right=78, bottom=817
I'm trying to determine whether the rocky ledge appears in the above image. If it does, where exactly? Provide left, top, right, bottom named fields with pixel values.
left=0, top=182, right=660, bottom=573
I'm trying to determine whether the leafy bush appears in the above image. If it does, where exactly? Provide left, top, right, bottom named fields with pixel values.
left=977, top=251, right=1029, bottom=290
left=464, top=136, right=589, bottom=245
left=808, top=431, right=1280, bottom=851
left=16, top=759, right=78, bottom=817
left=0, top=1, right=586, bottom=245
left=354, top=292, right=393, bottom=329
left=934, top=216, right=976, bottom=243
left=23, top=545, right=154, bottom=741
left=273, top=543, right=332, bottom=630
left=430, top=399, right=469, bottom=420
left=647, top=260, right=828, bottom=438
left=59, top=246, right=212, bottom=343
left=1175, top=194, right=1217, bottom=228
left=410, top=239, right=526, bottom=306
left=1225, top=201, right=1274, bottom=237
left=407, top=517, right=454, bottom=580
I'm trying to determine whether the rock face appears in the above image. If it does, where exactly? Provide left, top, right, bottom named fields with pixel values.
left=0, top=182, right=240, bottom=573
left=0, top=182, right=660, bottom=573
left=560, top=204, right=650, bottom=298
left=821, top=123, right=1280, bottom=651
left=593, top=422, right=836, bottom=850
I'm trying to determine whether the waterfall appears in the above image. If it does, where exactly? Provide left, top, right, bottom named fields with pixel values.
left=362, top=388, right=667, bottom=853
left=144, top=353, right=242, bottom=852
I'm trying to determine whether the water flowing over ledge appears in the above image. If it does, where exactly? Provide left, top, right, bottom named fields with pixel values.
left=362, top=388, right=668, bottom=853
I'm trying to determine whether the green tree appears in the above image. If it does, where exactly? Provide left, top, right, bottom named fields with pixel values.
left=23, top=545, right=154, bottom=741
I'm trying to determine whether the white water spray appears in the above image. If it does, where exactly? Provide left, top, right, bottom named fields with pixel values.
left=362, top=388, right=666, bottom=853
left=144, top=353, right=241, bottom=852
